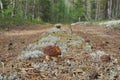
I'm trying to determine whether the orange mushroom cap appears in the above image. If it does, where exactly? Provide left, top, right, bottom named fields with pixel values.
left=43, top=45, right=61, bottom=56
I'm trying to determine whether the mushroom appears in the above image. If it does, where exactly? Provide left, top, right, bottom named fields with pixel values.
left=100, top=55, right=111, bottom=62
left=43, top=45, right=61, bottom=61
left=54, top=23, right=62, bottom=29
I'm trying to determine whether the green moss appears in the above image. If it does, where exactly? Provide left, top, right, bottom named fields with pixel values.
left=81, top=67, right=87, bottom=71
left=48, top=32, right=70, bottom=38
left=35, top=32, right=85, bottom=49
left=36, top=32, right=71, bottom=41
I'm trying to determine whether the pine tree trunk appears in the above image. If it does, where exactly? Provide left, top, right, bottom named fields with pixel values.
left=32, top=0, right=35, bottom=20
left=95, top=0, right=102, bottom=20
left=116, top=0, right=120, bottom=18
left=108, top=0, right=112, bottom=19
left=86, top=0, right=91, bottom=20
left=25, top=0, right=28, bottom=19
left=11, top=0, right=15, bottom=17
left=0, top=0, right=4, bottom=17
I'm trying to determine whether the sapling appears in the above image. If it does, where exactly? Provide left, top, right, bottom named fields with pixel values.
left=69, top=24, right=73, bottom=35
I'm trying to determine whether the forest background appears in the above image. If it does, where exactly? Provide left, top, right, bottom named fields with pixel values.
left=0, top=0, right=120, bottom=28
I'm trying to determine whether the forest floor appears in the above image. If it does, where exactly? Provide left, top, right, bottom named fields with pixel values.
left=0, top=24, right=52, bottom=58
left=0, top=24, right=120, bottom=79
left=73, top=25, right=120, bottom=59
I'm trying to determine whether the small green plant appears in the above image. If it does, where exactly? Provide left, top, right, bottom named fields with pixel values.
left=81, top=67, right=87, bottom=71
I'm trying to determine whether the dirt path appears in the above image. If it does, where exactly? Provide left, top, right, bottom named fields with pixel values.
left=3, top=29, right=47, bottom=36
left=0, top=25, right=120, bottom=62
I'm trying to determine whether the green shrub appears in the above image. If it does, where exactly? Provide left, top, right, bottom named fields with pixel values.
left=0, top=16, right=33, bottom=29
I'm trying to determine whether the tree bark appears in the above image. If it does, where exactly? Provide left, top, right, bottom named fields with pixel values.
left=11, top=0, right=15, bottom=17
left=32, top=0, right=35, bottom=20
left=25, top=0, right=28, bottom=19
left=0, top=0, right=4, bottom=17
left=116, top=0, right=120, bottom=18
left=95, top=0, right=100, bottom=20
left=86, top=0, right=91, bottom=20
left=107, top=0, right=112, bottom=19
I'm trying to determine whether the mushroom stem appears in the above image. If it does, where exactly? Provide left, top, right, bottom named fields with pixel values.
left=51, top=56, right=58, bottom=61
left=45, top=55, right=50, bottom=60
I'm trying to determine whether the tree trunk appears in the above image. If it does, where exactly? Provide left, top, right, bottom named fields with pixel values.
left=116, top=0, right=120, bottom=18
left=0, top=0, right=4, bottom=17
left=11, top=0, right=15, bottom=17
left=25, top=0, right=28, bottom=19
left=95, top=0, right=99, bottom=20
left=32, top=0, right=35, bottom=20
left=107, top=0, right=112, bottom=19
left=86, top=0, right=91, bottom=20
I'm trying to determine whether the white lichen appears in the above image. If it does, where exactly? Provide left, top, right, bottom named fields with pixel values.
left=38, top=35, right=60, bottom=47
left=90, top=50, right=106, bottom=62
left=18, top=50, right=43, bottom=60
left=8, top=74, right=17, bottom=80
left=99, top=20, right=120, bottom=27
